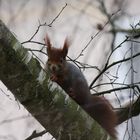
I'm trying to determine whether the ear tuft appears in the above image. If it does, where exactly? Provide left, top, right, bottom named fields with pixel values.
left=44, top=34, right=52, bottom=56
left=44, top=34, right=52, bottom=49
left=62, top=38, right=69, bottom=59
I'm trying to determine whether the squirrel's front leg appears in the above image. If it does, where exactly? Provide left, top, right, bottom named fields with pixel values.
left=50, top=74, right=58, bottom=82
left=68, top=88, right=76, bottom=99
left=50, top=73, right=63, bottom=86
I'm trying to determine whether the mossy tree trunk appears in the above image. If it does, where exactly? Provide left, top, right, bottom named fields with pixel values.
left=0, top=20, right=109, bottom=140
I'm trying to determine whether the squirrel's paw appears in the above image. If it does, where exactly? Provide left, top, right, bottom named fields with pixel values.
left=50, top=74, right=58, bottom=82
left=69, top=88, right=76, bottom=99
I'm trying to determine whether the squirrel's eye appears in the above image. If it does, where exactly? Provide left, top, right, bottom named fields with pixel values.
left=48, top=58, right=50, bottom=62
left=47, top=59, right=51, bottom=66
left=60, top=58, right=64, bottom=63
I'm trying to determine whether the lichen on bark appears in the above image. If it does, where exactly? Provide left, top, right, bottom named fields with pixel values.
left=0, top=20, right=109, bottom=140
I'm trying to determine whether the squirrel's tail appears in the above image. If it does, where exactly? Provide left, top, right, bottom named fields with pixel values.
left=83, top=96, right=117, bottom=139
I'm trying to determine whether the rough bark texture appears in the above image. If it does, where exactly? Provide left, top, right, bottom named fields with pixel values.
left=0, top=20, right=108, bottom=140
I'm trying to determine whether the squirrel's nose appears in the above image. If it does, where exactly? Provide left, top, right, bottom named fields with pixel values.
left=51, top=65, right=57, bottom=72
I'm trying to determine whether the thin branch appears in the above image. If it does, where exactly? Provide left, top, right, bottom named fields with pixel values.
left=89, top=51, right=140, bottom=89
left=92, top=85, right=140, bottom=96
left=67, top=56, right=100, bottom=72
left=117, top=96, right=140, bottom=124
left=74, top=9, right=120, bottom=61
left=29, top=50, right=45, bottom=65
left=25, top=130, right=47, bottom=140
left=92, top=82, right=140, bottom=89
left=27, top=48, right=47, bottom=56
left=110, top=28, right=140, bottom=39
left=21, top=40, right=45, bottom=45
left=22, top=3, right=68, bottom=45
left=105, top=36, right=129, bottom=67
left=108, top=51, right=140, bottom=70
left=48, top=3, right=67, bottom=27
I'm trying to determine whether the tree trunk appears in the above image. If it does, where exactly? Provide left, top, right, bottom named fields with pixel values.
left=0, top=20, right=108, bottom=140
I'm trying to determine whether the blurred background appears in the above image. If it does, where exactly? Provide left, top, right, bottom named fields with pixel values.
left=0, top=0, right=140, bottom=139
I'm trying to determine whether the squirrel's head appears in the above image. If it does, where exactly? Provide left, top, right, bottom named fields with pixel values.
left=44, top=34, right=69, bottom=73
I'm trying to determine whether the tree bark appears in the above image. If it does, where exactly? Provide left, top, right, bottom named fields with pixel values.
left=0, top=20, right=107, bottom=140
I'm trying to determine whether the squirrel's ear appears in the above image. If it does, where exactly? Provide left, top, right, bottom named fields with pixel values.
left=62, top=38, right=69, bottom=59
left=44, top=34, right=51, bottom=55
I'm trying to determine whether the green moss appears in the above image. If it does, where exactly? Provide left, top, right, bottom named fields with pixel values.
left=0, top=20, right=110, bottom=140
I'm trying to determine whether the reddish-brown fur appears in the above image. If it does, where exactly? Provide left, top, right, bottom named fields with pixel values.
left=87, top=96, right=117, bottom=138
left=45, top=34, right=118, bottom=139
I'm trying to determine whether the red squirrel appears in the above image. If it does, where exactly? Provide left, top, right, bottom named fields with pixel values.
left=44, top=34, right=117, bottom=139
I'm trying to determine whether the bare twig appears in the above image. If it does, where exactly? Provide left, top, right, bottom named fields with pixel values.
left=105, top=36, right=129, bottom=67
left=92, top=85, right=140, bottom=96
left=21, top=40, right=45, bottom=45
left=22, top=3, right=68, bottom=45
left=25, top=130, right=47, bottom=140
left=74, top=9, right=120, bottom=61
left=27, top=48, right=47, bottom=56
left=117, top=96, right=140, bottom=124
left=89, top=44, right=140, bottom=89
left=48, top=3, right=67, bottom=27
